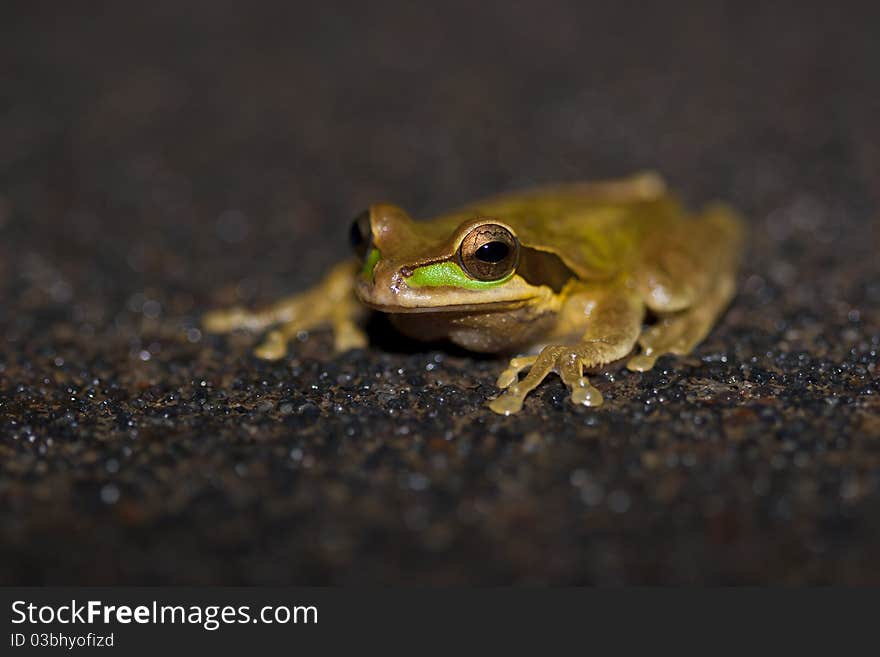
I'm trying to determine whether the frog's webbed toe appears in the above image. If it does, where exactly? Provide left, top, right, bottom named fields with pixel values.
left=488, top=345, right=605, bottom=415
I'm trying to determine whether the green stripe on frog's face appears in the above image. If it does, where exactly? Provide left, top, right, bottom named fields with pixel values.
left=406, top=260, right=513, bottom=290
left=361, top=248, right=381, bottom=279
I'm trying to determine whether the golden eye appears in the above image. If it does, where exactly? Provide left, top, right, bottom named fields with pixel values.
left=349, top=209, right=372, bottom=258
left=458, top=223, right=519, bottom=281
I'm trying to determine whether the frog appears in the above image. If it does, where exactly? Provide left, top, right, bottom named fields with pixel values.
left=203, top=172, right=744, bottom=415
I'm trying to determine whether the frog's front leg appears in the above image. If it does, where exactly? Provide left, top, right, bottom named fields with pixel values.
left=489, top=287, right=644, bottom=415
left=203, top=259, right=368, bottom=359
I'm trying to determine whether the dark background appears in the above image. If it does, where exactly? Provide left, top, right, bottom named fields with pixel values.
left=1, top=0, right=878, bottom=584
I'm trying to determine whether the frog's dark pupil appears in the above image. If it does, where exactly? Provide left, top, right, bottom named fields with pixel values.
left=475, top=241, right=510, bottom=263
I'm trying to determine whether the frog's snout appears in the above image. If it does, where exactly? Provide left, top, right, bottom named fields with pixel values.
left=355, top=258, right=400, bottom=306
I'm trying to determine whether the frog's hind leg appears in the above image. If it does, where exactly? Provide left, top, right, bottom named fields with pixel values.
left=628, top=202, right=743, bottom=372
left=626, top=270, right=735, bottom=372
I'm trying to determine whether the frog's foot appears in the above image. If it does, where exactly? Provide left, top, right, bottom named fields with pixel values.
left=203, top=260, right=367, bottom=360
left=251, top=298, right=368, bottom=360
left=625, top=317, right=687, bottom=372
left=488, top=345, right=607, bottom=415
left=627, top=272, right=735, bottom=372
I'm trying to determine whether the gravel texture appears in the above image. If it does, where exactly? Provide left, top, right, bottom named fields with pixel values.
left=1, top=1, right=878, bottom=584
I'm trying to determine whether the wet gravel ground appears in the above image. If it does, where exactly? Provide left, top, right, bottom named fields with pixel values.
left=1, top=1, right=879, bottom=584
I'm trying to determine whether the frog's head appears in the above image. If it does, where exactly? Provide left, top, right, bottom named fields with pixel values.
left=349, top=203, right=563, bottom=313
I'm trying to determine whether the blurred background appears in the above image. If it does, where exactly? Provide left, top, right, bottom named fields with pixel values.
left=1, top=0, right=878, bottom=584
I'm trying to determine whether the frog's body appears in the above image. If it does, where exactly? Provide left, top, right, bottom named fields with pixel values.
left=204, top=173, right=744, bottom=414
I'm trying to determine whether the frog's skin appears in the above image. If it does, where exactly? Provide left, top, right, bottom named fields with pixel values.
left=204, top=173, right=744, bottom=415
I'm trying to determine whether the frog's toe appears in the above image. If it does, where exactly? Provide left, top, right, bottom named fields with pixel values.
left=566, top=378, right=604, bottom=407
left=488, top=387, right=527, bottom=415
left=333, top=321, right=369, bottom=352
left=495, top=356, right=538, bottom=389
left=488, top=349, right=561, bottom=414
left=489, top=358, right=539, bottom=415
left=557, top=350, right=604, bottom=407
left=254, top=330, right=289, bottom=360
left=626, top=353, right=658, bottom=372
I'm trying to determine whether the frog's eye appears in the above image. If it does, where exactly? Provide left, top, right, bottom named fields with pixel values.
left=349, top=209, right=372, bottom=258
left=458, top=223, right=519, bottom=281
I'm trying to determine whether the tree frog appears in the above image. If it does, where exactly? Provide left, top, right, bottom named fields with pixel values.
left=204, top=173, right=743, bottom=415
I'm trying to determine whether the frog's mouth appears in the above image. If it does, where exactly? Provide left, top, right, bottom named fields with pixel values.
left=354, top=266, right=556, bottom=313
left=359, top=297, right=536, bottom=315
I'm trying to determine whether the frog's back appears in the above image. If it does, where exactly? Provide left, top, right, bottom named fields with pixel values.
left=434, top=173, right=683, bottom=280
left=476, top=175, right=744, bottom=312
